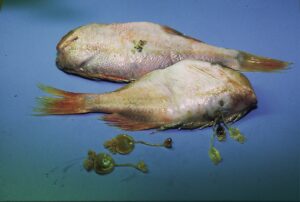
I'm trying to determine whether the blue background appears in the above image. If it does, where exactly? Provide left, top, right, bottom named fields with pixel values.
left=0, top=0, right=299, bottom=200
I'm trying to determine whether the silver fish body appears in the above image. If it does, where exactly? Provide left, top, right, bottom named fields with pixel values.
left=56, top=22, right=288, bottom=82
left=38, top=60, right=257, bottom=131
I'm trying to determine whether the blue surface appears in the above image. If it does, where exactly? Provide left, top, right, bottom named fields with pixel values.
left=0, top=0, right=299, bottom=200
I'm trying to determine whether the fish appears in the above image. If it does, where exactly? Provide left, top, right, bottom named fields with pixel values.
left=56, top=22, right=289, bottom=82
left=36, top=60, right=257, bottom=131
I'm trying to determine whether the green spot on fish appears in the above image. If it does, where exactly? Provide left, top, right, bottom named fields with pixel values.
left=132, top=40, right=147, bottom=53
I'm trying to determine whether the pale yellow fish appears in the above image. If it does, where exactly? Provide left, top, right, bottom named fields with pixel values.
left=36, top=60, right=257, bottom=131
left=56, top=22, right=289, bottom=82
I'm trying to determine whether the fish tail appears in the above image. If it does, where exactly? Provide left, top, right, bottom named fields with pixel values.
left=238, top=51, right=291, bottom=72
left=35, top=84, right=89, bottom=115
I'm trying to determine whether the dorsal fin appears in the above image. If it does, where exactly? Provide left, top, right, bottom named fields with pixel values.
left=161, top=25, right=204, bottom=43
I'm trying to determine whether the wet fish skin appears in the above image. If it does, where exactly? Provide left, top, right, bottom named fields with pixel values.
left=37, top=60, right=257, bottom=131
left=56, top=22, right=289, bottom=82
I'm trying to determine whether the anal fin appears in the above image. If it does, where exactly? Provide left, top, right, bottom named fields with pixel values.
left=102, top=113, right=159, bottom=131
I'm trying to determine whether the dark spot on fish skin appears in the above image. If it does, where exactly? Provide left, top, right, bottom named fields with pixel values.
left=13, top=94, right=18, bottom=98
left=219, top=100, right=224, bottom=106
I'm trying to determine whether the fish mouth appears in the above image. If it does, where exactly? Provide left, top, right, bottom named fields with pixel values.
left=55, top=56, right=66, bottom=71
left=55, top=52, right=79, bottom=77
left=55, top=59, right=93, bottom=80
left=56, top=50, right=69, bottom=70
left=55, top=56, right=98, bottom=81
left=56, top=51, right=94, bottom=74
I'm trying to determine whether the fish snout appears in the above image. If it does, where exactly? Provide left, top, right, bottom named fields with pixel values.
left=56, top=29, right=78, bottom=51
left=56, top=28, right=88, bottom=75
left=56, top=29, right=79, bottom=71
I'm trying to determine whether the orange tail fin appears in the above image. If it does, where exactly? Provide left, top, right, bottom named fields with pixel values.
left=238, top=51, right=291, bottom=72
left=35, top=84, right=89, bottom=115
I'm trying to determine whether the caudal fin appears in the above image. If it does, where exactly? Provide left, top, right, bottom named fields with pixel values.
left=35, top=84, right=89, bottom=115
left=238, top=51, right=291, bottom=72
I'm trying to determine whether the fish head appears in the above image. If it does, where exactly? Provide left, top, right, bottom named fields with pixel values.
left=56, top=26, right=96, bottom=79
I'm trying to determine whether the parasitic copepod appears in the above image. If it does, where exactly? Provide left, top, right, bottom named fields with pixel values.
left=104, top=134, right=172, bottom=154
left=83, top=150, right=148, bottom=174
left=35, top=60, right=257, bottom=131
left=56, top=22, right=290, bottom=82
left=207, top=112, right=247, bottom=165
